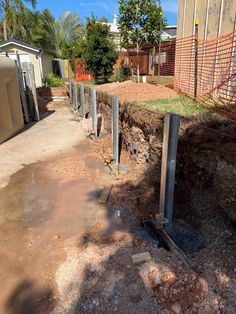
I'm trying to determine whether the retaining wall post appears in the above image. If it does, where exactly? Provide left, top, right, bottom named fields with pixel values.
left=112, top=95, right=119, bottom=166
left=69, top=81, right=72, bottom=104
left=80, top=83, right=85, bottom=118
left=91, top=88, right=97, bottom=137
left=159, top=114, right=180, bottom=232
left=73, top=82, right=78, bottom=111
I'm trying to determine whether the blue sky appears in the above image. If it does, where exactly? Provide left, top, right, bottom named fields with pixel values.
left=34, top=0, right=178, bottom=25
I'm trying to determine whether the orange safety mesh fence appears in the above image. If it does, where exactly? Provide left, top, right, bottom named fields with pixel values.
left=174, top=31, right=236, bottom=123
left=75, top=59, right=92, bottom=82
left=149, top=31, right=236, bottom=124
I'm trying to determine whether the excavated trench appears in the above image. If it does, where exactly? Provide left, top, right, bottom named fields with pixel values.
left=86, top=89, right=236, bottom=257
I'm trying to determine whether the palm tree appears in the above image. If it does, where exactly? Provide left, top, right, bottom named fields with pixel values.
left=0, top=0, right=36, bottom=40
left=39, top=10, right=83, bottom=56
left=57, top=11, right=83, bottom=46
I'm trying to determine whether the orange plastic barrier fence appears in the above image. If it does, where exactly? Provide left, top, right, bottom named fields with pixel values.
left=174, top=31, right=236, bottom=122
left=75, top=59, right=92, bottom=82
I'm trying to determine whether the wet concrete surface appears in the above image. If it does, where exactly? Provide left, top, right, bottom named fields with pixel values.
left=0, top=104, right=85, bottom=189
left=0, top=138, right=112, bottom=313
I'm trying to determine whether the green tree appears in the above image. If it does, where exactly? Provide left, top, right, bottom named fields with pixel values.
left=9, top=8, right=58, bottom=53
left=41, top=10, right=84, bottom=56
left=0, top=0, right=36, bottom=40
left=83, top=17, right=117, bottom=82
left=144, top=1, right=166, bottom=76
left=61, top=39, right=87, bottom=69
left=57, top=10, right=83, bottom=46
left=35, top=9, right=58, bottom=53
left=119, top=0, right=165, bottom=82
left=98, top=17, right=108, bottom=23
left=11, top=9, right=84, bottom=57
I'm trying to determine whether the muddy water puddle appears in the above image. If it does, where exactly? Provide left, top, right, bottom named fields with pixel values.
left=0, top=141, right=112, bottom=313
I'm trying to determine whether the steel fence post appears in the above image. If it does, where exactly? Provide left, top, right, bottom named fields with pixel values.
left=73, top=81, right=78, bottom=111
left=91, top=88, right=97, bottom=137
left=69, top=81, right=72, bottom=104
left=159, top=114, right=180, bottom=232
left=194, top=20, right=199, bottom=99
left=112, top=96, right=119, bottom=166
left=80, top=83, right=85, bottom=118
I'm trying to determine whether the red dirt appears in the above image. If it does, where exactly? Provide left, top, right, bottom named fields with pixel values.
left=2, top=103, right=236, bottom=314
left=96, top=80, right=178, bottom=103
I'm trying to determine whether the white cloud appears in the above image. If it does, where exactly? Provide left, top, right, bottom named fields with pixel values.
left=77, top=0, right=117, bottom=13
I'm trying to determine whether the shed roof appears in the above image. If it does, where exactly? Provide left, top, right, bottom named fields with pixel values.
left=0, top=38, right=41, bottom=53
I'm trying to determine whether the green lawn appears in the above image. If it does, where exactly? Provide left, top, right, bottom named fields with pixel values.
left=138, top=95, right=208, bottom=117
left=147, top=76, right=174, bottom=88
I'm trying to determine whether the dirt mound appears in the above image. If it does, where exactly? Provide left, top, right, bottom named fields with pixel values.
left=96, top=80, right=177, bottom=103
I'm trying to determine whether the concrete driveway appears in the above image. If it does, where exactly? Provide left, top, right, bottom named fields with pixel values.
left=0, top=103, right=113, bottom=313
left=0, top=103, right=85, bottom=188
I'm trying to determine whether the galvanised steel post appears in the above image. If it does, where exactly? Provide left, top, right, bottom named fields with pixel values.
left=194, top=20, right=199, bottom=99
left=91, top=88, right=97, bottom=137
left=73, top=81, right=78, bottom=111
left=69, top=81, right=72, bottom=104
left=112, top=96, right=119, bottom=166
left=159, top=114, right=180, bottom=232
left=80, top=83, right=85, bottom=118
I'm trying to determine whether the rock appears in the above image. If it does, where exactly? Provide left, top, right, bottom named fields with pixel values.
left=131, top=251, right=151, bottom=265
left=91, top=277, right=99, bottom=287
left=92, top=298, right=99, bottom=306
left=155, top=277, right=162, bottom=286
left=53, top=234, right=60, bottom=240
left=171, top=302, right=182, bottom=314
left=215, top=272, right=229, bottom=285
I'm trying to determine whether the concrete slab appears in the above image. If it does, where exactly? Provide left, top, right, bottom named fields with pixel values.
left=0, top=104, right=85, bottom=188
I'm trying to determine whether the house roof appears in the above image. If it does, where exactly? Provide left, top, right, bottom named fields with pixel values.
left=0, top=38, right=41, bottom=53
left=164, top=26, right=177, bottom=37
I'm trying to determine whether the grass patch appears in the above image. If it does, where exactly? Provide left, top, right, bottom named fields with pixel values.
left=147, top=76, right=174, bottom=88
left=138, top=95, right=208, bottom=117
left=83, top=80, right=96, bottom=86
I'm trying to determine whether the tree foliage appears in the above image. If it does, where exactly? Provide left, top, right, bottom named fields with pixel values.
left=83, top=17, right=118, bottom=82
left=0, top=6, right=84, bottom=60
left=0, top=0, right=36, bottom=40
left=119, top=0, right=166, bottom=81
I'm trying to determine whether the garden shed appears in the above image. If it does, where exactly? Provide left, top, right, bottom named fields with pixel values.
left=0, top=39, right=54, bottom=87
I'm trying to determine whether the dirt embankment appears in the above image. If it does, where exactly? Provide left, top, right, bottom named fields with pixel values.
left=80, top=89, right=236, bottom=313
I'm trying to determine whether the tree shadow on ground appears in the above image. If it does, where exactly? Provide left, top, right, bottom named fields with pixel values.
left=6, top=280, right=54, bottom=314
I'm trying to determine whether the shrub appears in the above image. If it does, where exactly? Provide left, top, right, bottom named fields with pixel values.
left=43, top=73, right=64, bottom=87
left=117, top=64, right=130, bottom=82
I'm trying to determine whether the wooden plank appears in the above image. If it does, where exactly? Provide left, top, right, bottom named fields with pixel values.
left=28, top=63, right=40, bottom=121
left=16, top=56, right=29, bottom=123
left=157, top=229, right=193, bottom=268
left=98, top=185, right=113, bottom=204
left=132, top=252, right=151, bottom=265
